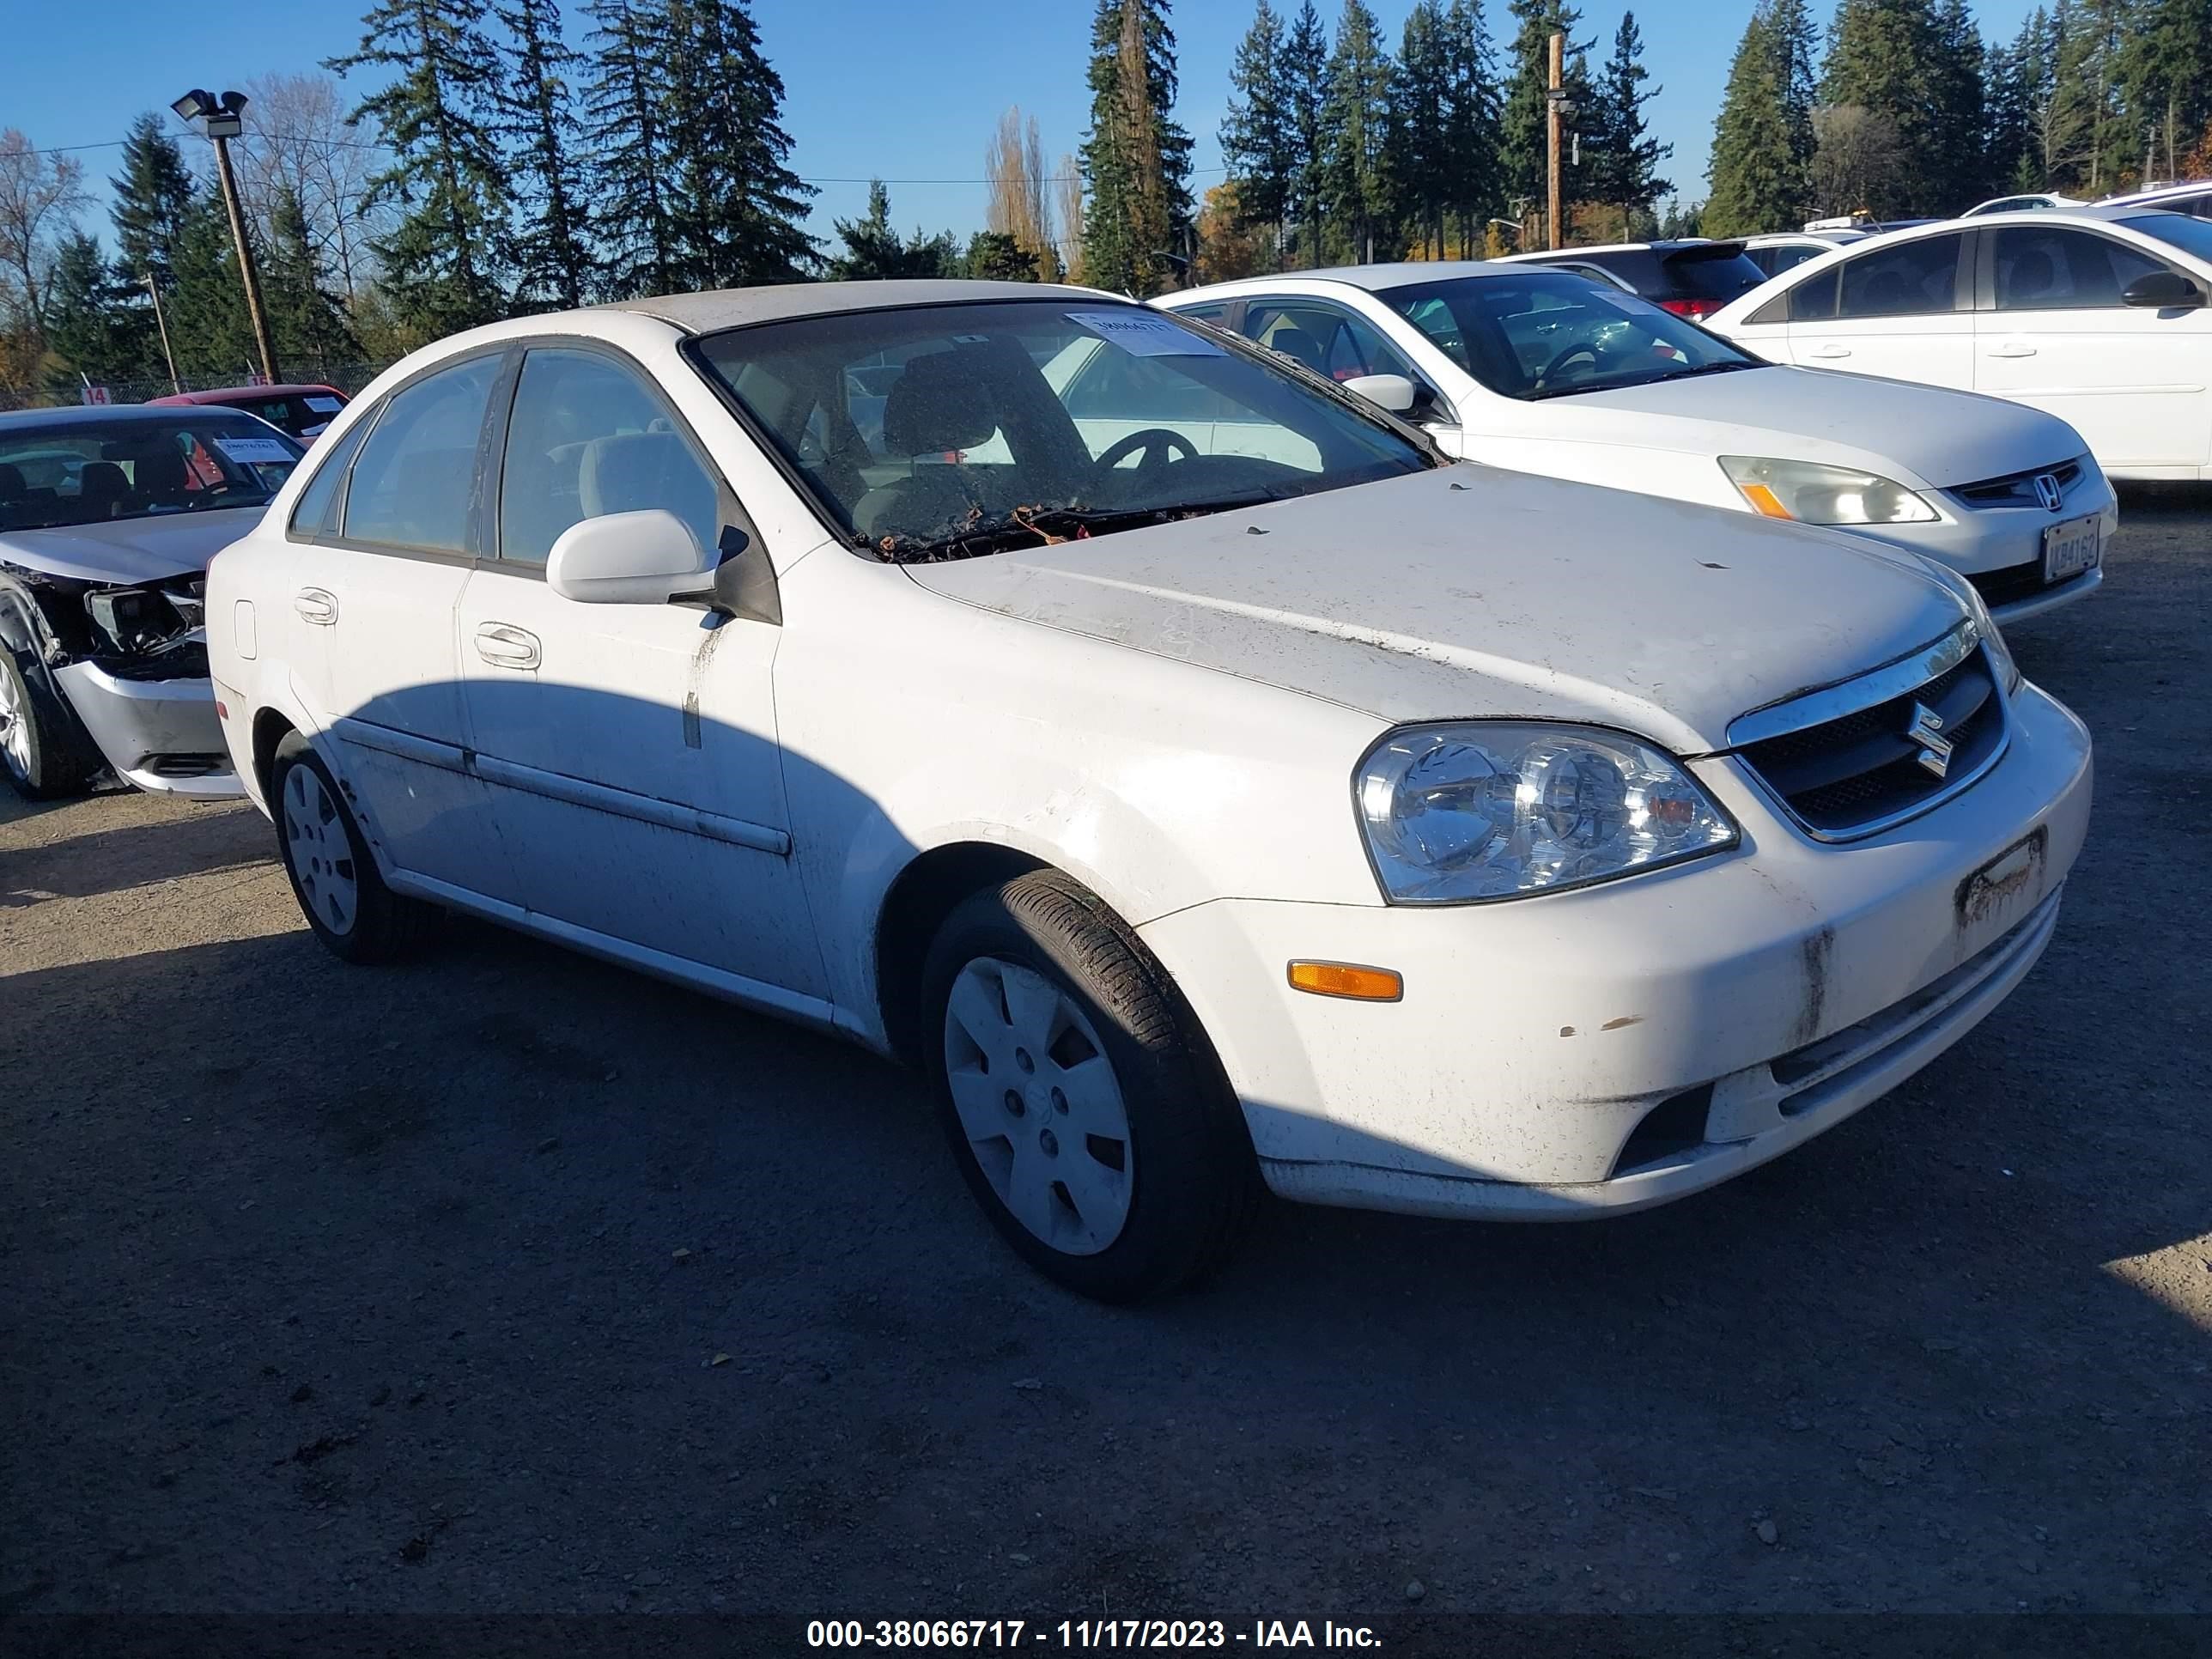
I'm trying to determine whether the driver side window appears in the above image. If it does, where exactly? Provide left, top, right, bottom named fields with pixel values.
left=1240, top=301, right=1418, bottom=385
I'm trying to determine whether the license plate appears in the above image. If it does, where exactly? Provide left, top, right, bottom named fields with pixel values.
left=2042, top=514, right=2103, bottom=583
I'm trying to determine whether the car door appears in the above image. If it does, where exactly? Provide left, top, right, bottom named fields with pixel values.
left=287, top=349, right=520, bottom=902
left=456, top=342, right=825, bottom=1000
left=1974, top=223, right=2212, bottom=472
left=1787, top=230, right=1975, bottom=388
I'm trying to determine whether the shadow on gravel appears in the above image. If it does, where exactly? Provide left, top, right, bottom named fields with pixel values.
left=0, top=803, right=267, bottom=909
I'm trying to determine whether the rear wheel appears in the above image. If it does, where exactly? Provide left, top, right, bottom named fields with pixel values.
left=270, top=733, right=436, bottom=963
left=921, top=870, right=1258, bottom=1302
left=0, top=648, right=98, bottom=800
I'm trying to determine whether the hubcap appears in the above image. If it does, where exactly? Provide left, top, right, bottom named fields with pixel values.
left=942, top=957, right=1133, bottom=1255
left=283, top=763, right=358, bottom=937
left=0, top=665, right=29, bottom=780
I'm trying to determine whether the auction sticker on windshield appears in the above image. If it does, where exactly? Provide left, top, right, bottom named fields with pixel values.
left=1068, top=310, right=1224, bottom=356
left=214, top=435, right=295, bottom=465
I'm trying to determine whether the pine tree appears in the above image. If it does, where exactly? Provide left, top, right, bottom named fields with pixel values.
left=108, top=115, right=197, bottom=293
left=328, top=0, right=509, bottom=335
left=1322, top=0, right=1395, bottom=262
left=493, top=0, right=595, bottom=309
left=582, top=0, right=677, bottom=298
left=1705, top=1, right=1809, bottom=235
left=1222, top=0, right=1295, bottom=248
left=661, top=0, right=818, bottom=289
left=1281, top=0, right=1333, bottom=265
left=163, top=193, right=260, bottom=378
left=1079, top=0, right=1194, bottom=295
left=2047, top=0, right=2132, bottom=191
left=1439, top=0, right=1504, bottom=253
left=1929, top=0, right=1992, bottom=205
left=1585, top=10, right=1670, bottom=238
left=1388, top=2, right=1452, bottom=257
left=2121, top=0, right=2211, bottom=182
left=827, top=181, right=957, bottom=280
left=1500, top=0, right=1590, bottom=222
left=1770, top=0, right=1821, bottom=184
left=263, top=186, right=362, bottom=374
left=964, top=230, right=1039, bottom=281
left=1819, top=0, right=1960, bottom=214
left=43, top=233, right=154, bottom=392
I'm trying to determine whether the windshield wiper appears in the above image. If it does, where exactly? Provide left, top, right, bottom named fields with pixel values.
left=869, top=492, right=1287, bottom=564
left=1642, top=360, right=1765, bottom=383
left=1522, top=359, right=1764, bottom=401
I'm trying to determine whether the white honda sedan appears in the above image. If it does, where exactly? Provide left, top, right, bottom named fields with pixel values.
left=1155, top=264, right=2114, bottom=624
left=1708, top=204, right=2212, bottom=483
left=205, top=281, right=2091, bottom=1300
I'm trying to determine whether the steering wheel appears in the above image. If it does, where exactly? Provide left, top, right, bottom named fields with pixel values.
left=1533, top=343, right=1605, bottom=388
left=1096, top=427, right=1198, bottom=474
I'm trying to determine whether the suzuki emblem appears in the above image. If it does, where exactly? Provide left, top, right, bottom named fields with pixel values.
left=1905, top=702, right=1954, bottom=779
left=2034, top=472, right=2064, bottom=513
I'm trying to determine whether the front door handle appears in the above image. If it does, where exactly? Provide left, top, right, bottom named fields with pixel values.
left=294, top=587, right=337, bottom=625
left=474, top=623, right=542, bottom=670
left=1987, top=342, right=2038, bottom=359
left=1808, top=344, right=1852, bottom=360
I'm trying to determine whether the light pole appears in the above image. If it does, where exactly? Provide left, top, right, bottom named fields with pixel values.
left=142, top=271, right=181, bottom=394
left=171, top=88, right=280, bottom=386
left=1544, top=35, right=1575, bottom=252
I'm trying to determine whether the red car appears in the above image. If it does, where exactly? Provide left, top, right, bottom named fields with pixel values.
left=146, top=384, right=350, bottom=444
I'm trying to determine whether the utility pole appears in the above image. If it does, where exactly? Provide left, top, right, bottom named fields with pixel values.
left=172, top=88, right=281, bottom=386
left=1546, top=33, right=1566, bottom=251
left=142, top=272, right=181, bottom=395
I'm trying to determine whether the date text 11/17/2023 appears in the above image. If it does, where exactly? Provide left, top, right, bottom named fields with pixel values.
left=805, top=1619, right=1384, bottom=1648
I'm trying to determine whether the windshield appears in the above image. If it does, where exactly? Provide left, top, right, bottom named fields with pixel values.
left=0, top=414, right=302, bottom=532
left=691, top=300, right=1432, bottom=560
left=1382, top=272, right=1765, bottom=401
left=2118, top=211, right=2212, bottom=264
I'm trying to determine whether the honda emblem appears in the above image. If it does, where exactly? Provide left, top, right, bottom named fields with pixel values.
left=2034, top=472, right=2064, bottom=513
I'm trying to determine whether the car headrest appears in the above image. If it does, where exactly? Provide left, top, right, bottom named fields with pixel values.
left=1262, top=324, right=1328, bottom=374
left=2010, top=247, right=2057, bottom=300
left=577, top=430, right=717, bottom=531
left=0, top=462, right=22, bottom=501
left=77, top=461, right=130, bottom=516
left=127, top=444, right=189, bottom=499
left=880, top=348, right=1002, bottom=456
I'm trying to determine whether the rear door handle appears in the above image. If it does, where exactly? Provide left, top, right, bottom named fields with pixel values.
left=1987, top=343, right=2038, bottom=359
left=294, top=588, right=337, bottom=625
left=1808, top=344, right=1852, bottom=360
left=474, top=623, right=541, bottom=670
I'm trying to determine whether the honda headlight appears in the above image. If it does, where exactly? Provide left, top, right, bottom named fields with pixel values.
left=1355, top=724, right=1739, bottom=904
left=1721, top=456, right=1939, bottom=526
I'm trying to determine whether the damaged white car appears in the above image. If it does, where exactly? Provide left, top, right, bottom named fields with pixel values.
left=207, top=283, right=2091, bottom=1301
left=0, top=405, right=301, bottom=799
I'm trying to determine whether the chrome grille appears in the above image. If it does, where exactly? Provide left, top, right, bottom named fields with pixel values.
left=1954, top=458, right=2083, bottom=508
left=1729, top=623, right=2008, bottom=840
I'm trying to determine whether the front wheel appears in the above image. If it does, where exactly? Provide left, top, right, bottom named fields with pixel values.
left=270, top=733, right=438, bottom=963
left=921, top=871, right=1258, bottom=1302
left=0, top=648, right=97, bottom=799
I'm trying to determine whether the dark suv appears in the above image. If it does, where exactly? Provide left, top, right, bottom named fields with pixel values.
left=1500, top=240, right=1771, bottom=322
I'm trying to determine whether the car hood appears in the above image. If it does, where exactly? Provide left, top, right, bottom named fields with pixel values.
left=1553, top=365, right=2082, bottom=488
left=904, top=465, right=1968, bottom=756
left=0, top=507, right=266, bottom=586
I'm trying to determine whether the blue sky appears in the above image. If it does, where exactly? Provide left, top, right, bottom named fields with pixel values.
left=3, top=0, right=2046, bottom=251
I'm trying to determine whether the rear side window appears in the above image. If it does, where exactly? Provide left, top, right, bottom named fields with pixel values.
left=1994, top=227, right=2172, bottom=309
left=1789, top=266, right=1841, bottom=321
left=288, top=413, right=375, bottom=537
left=1838, top=234, right=1965, bottom=318
left=341, top=356, right=497, bottom=553
left=1659, top=248, right=1770, bottom=303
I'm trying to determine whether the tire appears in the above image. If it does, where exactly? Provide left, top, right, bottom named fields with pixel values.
left=270, top=732, right=438, bottom=964
left=0, top=647, right=99, bottom=800
left=921, top=870, right=1260, bottom=1302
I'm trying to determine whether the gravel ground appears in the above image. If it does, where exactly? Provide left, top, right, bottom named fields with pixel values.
left=3, top=493, right=2208, bottom=1623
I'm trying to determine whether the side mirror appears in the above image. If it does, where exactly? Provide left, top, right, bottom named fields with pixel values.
left=545, top=509, right=710, bottom=605
left=1340, top=372, right=1420, bottom=414
left=2122, top=270, right=2204, bottom=309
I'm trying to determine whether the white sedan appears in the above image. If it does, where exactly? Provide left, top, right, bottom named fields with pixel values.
left=1707, top=204, right=2212, bottom=481
left=1155, top=264, right=2114, bottom=624
left=206, top=281, right=2091, bottom=1300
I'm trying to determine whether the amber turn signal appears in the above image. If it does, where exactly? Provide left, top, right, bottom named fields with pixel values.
left=1287, top=960, right=1404, bottom=1002
left=1738, top=482, right=1795, bottom=520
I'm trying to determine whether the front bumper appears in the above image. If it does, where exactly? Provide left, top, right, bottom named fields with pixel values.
left=53, top=660, right=242, bottom=798
left=1139, top=681, right=2092, bottom=1220
left=1850, top=470, right=2118, bottom=625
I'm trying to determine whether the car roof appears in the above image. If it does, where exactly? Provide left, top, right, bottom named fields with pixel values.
left=1495, top=240, right=1737, bottom=261
left=2100, top=179, right=2210, bottom=206
left=1166, top=260, right=1522, bottom=299
left=602, top=278, right=1120, bottom=332
left=0, top=403, right=275, bottom=430
left=146, top=384, right=343, bottom=404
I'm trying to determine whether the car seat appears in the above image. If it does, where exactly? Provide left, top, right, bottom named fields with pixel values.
left=850, top=347, right=1008, bottom=544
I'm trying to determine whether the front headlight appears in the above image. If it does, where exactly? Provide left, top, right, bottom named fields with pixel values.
left=1721, top=456, right=1939, bottom=526
left=1950, top=573, right=2024, bottom=694
left=1355, top=723, right=1739, bottom=904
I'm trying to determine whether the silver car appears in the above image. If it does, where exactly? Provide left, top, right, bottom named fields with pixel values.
left=0, top=404, right=301, bottom=799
